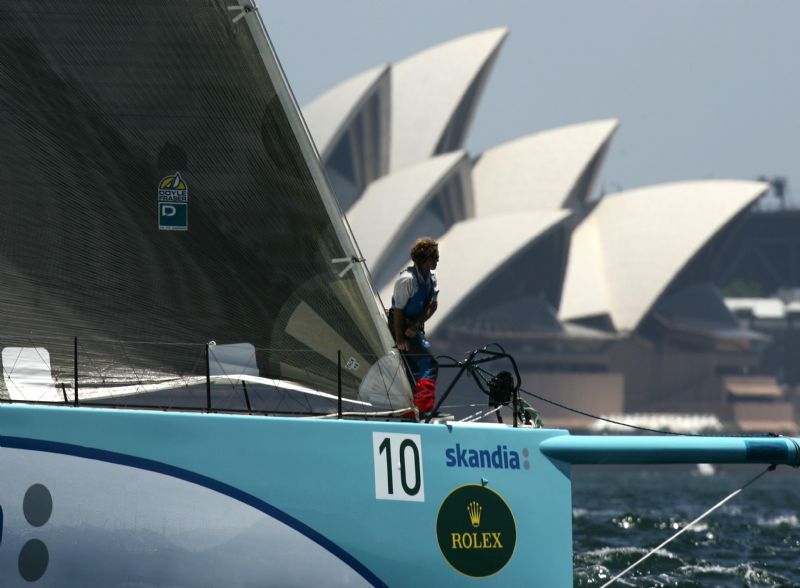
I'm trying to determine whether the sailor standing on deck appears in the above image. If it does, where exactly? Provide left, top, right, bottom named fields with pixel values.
left=390, top=237, right=439, bottom=414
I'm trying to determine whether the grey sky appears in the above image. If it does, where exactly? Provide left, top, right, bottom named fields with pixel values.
left=265, top=1, right=799, bottom=202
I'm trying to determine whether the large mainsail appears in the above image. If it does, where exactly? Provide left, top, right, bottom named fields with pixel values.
left=0, top=0, right=411, bottom=409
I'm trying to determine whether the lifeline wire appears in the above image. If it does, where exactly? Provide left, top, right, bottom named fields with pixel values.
left=600, top=464, right=776, bottom=588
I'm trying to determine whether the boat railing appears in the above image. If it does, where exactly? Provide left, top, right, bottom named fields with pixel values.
left=426, top=344, right=537, bottom=427
left=0, top=337, right=412, bottom=419
left=0, top=336, right=548, bottom=427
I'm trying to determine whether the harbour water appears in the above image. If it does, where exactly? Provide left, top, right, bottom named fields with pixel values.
left=572, top=467, right=800, bottom=586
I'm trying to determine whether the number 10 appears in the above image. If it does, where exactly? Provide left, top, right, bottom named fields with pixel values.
left=373, top=433, right=425, bottom=502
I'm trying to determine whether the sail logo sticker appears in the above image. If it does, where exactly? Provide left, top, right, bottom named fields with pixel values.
left=158, top=173, right=188, bottom=231
left=436, top=485, right=516, bottom=577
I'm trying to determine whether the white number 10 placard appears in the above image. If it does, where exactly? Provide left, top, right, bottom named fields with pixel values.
left=373, top=433, right=425, bottom=502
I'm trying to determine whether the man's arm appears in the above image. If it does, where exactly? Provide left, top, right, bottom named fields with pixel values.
left=424, top=300, right=438, bottom=321
left=392, top=307, right=409, bottom=351
left=391, top=272, right=415, bottom=349
left=416, top=300, right=437, bottom=330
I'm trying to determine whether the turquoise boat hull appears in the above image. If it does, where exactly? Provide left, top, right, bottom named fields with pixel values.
left=1, top=405, right=797, bottom=586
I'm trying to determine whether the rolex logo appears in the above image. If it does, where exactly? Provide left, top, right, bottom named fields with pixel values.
left=437, top=485, right=517, bottom=576
left=467, top=501, right=482, bottom=528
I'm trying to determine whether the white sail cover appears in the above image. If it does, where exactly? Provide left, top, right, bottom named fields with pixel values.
left=0, top=0, right=411, bottom=409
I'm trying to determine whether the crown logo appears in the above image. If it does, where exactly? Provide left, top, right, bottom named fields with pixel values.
left=467, top=500, right=482, bottom=528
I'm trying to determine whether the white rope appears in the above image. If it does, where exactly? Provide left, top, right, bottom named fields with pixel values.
left=459, top=405, right=502, bottom=423
left=600, top=465, right=775, bottom=588
left=309, top=408, right=413, bottom=419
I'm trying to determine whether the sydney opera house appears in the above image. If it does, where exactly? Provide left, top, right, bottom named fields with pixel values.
left=302, top=28, right=797, bottom=433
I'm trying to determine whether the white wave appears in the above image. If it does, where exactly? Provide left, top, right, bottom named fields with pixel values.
left=679, top=562, right=788, bottom=584
left=757, top=513, right=800, bottom=528
left=679, top=563, right=739, bottom=576
left=583, top=546, right=680, bottom=561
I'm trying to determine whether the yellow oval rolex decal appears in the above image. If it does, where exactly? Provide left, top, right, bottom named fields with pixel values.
left=436, top=484, right=517, bottom=577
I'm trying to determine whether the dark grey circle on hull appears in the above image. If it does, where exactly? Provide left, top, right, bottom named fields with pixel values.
left=23, top=484, right=52, bottom=527
left=19, top=539, right=49, bottom=582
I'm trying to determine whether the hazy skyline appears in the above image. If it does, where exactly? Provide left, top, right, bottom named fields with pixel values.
left=265, top=1, right=799, bottom=203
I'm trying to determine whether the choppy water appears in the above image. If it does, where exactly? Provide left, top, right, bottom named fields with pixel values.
left=572, top=467, right=800, bottom=587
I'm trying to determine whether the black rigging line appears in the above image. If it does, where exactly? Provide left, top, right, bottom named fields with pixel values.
left=519, top=385, right=692, bottom=436
left=471, top=359, right=783, bottom=438
left=469, top=362, right=694, bottom=436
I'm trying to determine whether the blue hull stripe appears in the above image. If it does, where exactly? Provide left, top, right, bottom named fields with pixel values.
left=1, top=435, right=386, bottom=588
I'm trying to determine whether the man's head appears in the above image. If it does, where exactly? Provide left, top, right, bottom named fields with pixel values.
left=410, top=237, right=439, bottom=272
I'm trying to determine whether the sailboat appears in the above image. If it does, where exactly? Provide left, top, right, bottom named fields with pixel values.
left=0, top=1, right=797, bottom=586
